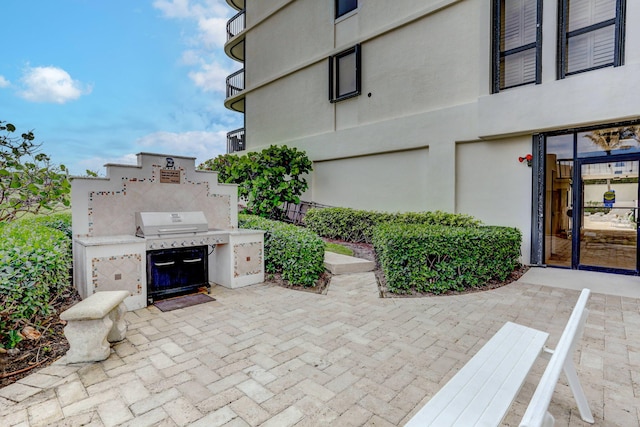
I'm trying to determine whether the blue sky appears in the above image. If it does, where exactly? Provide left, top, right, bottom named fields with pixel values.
left=0, top=0, right=241, bottom=175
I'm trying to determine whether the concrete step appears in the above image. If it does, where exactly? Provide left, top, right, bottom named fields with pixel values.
left=324, top=251, right=376, bottom=275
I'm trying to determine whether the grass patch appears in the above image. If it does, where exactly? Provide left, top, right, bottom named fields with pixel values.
left=324, top=242, right=354, bottom=256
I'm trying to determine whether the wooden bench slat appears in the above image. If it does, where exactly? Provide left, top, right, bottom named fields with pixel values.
left=406, top=322, right=548, bottom=426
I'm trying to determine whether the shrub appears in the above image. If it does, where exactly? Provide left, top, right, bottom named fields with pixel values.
left=200, top=145, right=313, bottom=219
left=373, top=223, right=521, bottom=294
left=0, top=213, right=72, bottom=348
left=239, top=214, right=325, bottom=287
left=304, top=207, right=482, bottom=243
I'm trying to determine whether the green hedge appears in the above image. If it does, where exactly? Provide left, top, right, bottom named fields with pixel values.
left=239, top=214, right=325, bottom=287
left=304, top=207, right=482, bottom=243
left=0, top=213, right=72, bottom=348
left=373, top=223, right=521, bottom=294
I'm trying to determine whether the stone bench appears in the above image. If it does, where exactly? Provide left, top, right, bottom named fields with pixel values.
left=405, top=288, right=593, bottom=427
left=60, top=290, right=129, bottom=363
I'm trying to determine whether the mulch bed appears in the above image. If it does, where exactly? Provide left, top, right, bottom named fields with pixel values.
left=0, top=288, right=81, bottom=388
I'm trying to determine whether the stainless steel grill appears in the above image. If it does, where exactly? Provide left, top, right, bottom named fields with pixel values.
left=135, top=211, right=219, bottom=303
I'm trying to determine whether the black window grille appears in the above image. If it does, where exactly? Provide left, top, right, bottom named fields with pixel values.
left=558, top=0, right=626, bottom=78
left=492, top=0, right=542, bottom=92
left=328, top=44, right=361, bottom=103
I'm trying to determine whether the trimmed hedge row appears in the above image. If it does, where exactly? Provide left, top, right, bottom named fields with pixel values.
left=0, top=213, right=72, bottom=348
left=304, top=207, right=482, bottom=243
left=239, top=214, right=325, bottom=287
left=373, top=223, right=521, bottom=294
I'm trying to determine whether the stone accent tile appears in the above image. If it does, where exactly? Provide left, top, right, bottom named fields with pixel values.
left=260, top=406, right=304, bottom=427
left=334, top=404, right=372, bottom=426
left=236, top=379, right=274, bottom=404
left=54, top=410, right=103, bottom=426
left=119, top=379, right=151, bottom=405
left=243, top=365, right=277, bottom=385
left=78, top=364, right=108, bottom=387
left=260, top=389, right=301, bottom=415
left=120, top=407, right=169, bottom=427
left=163, top=397, right=203, bottom=426
left=176, top=378, right=212, bottom=405
left=97, top=398, right=133, bottom=427
left=56, top=380, right=89, bottom=407
left=62, top=388, right=119, bottom=418
left=207, top=372, right=249, bottom=395
left=229, top=395, right=271, bottom=425
left=0, top=382, right=41, bottom=403
left=160, top=342, right=185, bottom=357
left=129, top=388, right=181, bottom=416
left=326, top=387, right=368, bottom=415
left=325, top=370, right=360, bottom=394
left=196, top=388, right=243, bottom=413
left=18, top=372, right=62, bottom=389
left=149, top=353, right=176, bottom=370
left=358, top=392, right=405, bottom=426
left=27, top=398, right=64, bottom=425
left=127, top=333, right=150, bottom=346
left=190, top=406, right=237, bottom=427
left=0, top=408, right=28, bottom=426
left=295, top=378, right=335, bottom=402
left=146, top=371, right=192, bottom=394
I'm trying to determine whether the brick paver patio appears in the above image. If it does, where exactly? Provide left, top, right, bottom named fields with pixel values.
left=0, top=272, right=638, bottom=426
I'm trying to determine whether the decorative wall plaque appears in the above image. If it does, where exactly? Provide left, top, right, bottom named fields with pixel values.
left=160, top=169, right=181, bottom=184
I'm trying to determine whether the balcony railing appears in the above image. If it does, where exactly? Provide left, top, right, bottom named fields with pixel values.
left=227, top=128, right=245, bottom=153
left=227, top=9, right=245, bottom=41
left=226, top=68, right=245, bottom=98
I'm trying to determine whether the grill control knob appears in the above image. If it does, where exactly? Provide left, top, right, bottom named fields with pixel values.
left=190, top=240, right=196, bottom=246
left=181, top=241, right=187, bottom=246
left=160, top=242, right=166, bottom=248
left=171, top=242, right=178, bottom=247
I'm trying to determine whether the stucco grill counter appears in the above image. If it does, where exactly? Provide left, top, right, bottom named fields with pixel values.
left=71, top=153, right=265, bottom=311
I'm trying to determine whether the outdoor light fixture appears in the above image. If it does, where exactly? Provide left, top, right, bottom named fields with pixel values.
left=519, top=154, right=533, bottom=167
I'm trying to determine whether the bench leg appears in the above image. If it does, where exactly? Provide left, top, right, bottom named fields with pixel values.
left=107, top=302, right=128, bottom=343
left=64, top=317, right=113, bottom=363
left=564, top=358, right=595, bottom=423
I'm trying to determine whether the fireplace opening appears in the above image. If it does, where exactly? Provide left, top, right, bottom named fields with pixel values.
left=147, top=246, right=209, bottom=303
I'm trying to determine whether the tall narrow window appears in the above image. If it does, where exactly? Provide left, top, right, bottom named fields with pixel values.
left=336, top=0, right=357, bottom=19
left=329, top=45, right=361, bottom=103
left=559, top=0, right=626, bottom=78
left=493, top=0, right=542, bottom=92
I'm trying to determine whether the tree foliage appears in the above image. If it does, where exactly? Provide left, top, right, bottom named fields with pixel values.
left=200, top=145, right=312, bottom=219
left=0, top=121, right=70, bottom=222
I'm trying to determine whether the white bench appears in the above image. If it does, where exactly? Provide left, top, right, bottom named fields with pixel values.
left=405, top=288, right=594, bottom=427
left=60, top=290, right=129, bottom=363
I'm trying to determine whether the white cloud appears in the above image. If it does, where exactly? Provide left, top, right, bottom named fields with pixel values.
left=136, top=130, right=227, bottom=164
left=154, top=0, right=233, bottom=92
left=188, top=62, right=229, bottom=93
left=197, top=16, right=228, bottom=49
left=19, top=66, right=92, bottom=104
left=0, top=76, right=10, bottom=88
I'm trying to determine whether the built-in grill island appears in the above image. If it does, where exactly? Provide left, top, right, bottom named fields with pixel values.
left=71, top=153, right=265, bottom=311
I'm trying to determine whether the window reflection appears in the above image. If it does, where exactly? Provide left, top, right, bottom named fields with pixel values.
left=578, top=126, right=640, bottom=157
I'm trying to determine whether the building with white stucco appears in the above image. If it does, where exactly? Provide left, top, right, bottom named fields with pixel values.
left=224, top=0, right=640, bottom=276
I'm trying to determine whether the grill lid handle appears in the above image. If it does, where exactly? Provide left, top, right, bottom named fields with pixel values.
left=158, top=227, right=199, bottom=233
left=154, top=261, right=176, bottom=267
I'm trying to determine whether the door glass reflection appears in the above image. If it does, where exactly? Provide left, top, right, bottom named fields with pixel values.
left=580, top=161, right=638, bottom=270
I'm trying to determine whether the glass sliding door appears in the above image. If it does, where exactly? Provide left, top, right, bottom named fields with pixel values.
left=542, top=123, right=640, bottom=274
left=579, top=160, right=638, bottom=271
left=544, top=135, right=574, bottom=267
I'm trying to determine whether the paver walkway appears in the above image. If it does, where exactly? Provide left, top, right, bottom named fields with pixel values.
left=1, top=272, right=638, bottom=426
